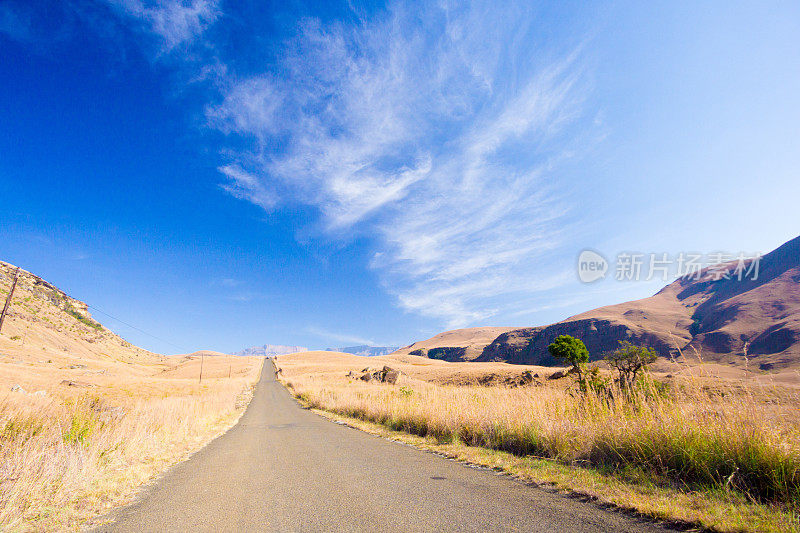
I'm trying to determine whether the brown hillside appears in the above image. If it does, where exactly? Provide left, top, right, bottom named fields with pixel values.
left=0, top=260, right=261, bottom=530
left=390, top=326, right=515, bottom=361
left=0, top=260, right=255, bottom=392
left=478, top=235, right=800, bottom=372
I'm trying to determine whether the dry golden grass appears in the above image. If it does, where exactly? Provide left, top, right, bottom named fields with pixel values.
left=0, top=357, right=261, bottom=532
left=0, top=261, right=267, bottom=531
left=277, top=351, right=800, bottom=533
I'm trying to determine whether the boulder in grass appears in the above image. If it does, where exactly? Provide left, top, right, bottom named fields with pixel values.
left=354, top=366, right=401, bottom=384
left=377, top=366, right=399, bottom=383
left=478, top=373, right=499, bottom=386
left=60, top=380, right=94, bottom=388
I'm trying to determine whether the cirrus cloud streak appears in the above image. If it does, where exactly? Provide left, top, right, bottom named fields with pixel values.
left=206, top=2, right=593, bottom=326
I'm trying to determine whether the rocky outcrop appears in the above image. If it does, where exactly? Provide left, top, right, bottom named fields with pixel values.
left=349, top=366, right=401, bottom=384
left=426, top=347, right=467, bottom=361
left=478, top=319, right=678, bottom=365
left=547, top=367, right=578, bottom=380
left=60, top=380, right=95, bottom=388
left=0, top=261, right=96, bottom=323
left=477, top=370, right=541, bottom=387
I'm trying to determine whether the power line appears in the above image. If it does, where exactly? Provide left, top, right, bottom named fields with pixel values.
left=86, top=303, right=189, bottom=353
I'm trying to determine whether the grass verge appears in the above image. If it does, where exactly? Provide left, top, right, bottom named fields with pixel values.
left=0, top=364, right=261, bottom=532
left=278, top=365, right=800, bottom=533
left=308, top=408, right=797, bottom=532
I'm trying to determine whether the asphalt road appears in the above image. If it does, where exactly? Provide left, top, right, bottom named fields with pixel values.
left=97, top=360, right=671, bottom=532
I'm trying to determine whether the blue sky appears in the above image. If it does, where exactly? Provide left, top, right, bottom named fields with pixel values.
left=1, top=1, right=798, bottom=354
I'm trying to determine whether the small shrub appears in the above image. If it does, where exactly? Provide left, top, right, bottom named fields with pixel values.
left=582, top=365, right=611, bottom=395
left=635, top=373, right=671, bottom=400
left=604, top=341, right=658, bottom=391
left=63, top=413, right=98, bottom=446
left=547, top=335, right=589, bottom=382
left=63, top=303, right=102, bottom=330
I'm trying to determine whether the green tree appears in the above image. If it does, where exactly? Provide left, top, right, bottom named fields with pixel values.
left=604, top=340, right=658, bottom=390
left=547, top=335, right=589, bottom=381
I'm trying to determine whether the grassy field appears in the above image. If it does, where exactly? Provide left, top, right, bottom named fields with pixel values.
left=0, top=356, right=261, bottom=532
left=277, top=351, right=800, bottom=533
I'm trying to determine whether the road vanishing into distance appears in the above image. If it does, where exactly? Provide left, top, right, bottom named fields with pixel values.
left=97, top=361, right=671, bottom=532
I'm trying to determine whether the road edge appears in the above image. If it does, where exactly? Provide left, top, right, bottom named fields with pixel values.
left=84, top=358, right=267, bottom=531
left=276, top=364, right=786, bottom=533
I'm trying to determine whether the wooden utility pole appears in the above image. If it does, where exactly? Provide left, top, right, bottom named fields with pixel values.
left=0, top=267, right=20, bottom=335
left=199, top=352, right=205, bottom=383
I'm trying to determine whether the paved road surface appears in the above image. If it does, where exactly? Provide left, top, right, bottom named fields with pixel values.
left=97, top=360, right=670, bottom=532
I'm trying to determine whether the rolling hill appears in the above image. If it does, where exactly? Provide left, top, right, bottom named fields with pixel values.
left=390, top=327, right=516, bottom=361
left=0, top=260, right=257, bottom=391
left=397, top=235, right=800, bottom=372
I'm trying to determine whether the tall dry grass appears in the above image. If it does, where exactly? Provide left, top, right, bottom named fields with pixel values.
left=284, top=371, right=800, bottom=507
left=0, top=373, right=259, bottom=531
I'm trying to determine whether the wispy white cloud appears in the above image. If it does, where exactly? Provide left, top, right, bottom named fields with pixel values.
left=106, top=0, right=220, bottom=52
left=101, top=0, right=593, bottom=326
left=207, top=77, right=283, bottom=137
left=218, top=164, right=277, bottom=210
left=205, top=1, right=593, bottom=327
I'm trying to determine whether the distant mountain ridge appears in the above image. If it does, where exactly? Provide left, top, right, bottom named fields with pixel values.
left=396, top=235, right=800, bottom=372
left=236, top=344, right=308, bottom=357
left=328, top=345, right=399, bottom=357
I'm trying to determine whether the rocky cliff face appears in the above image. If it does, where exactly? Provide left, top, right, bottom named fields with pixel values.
left=333, top=345, right=399, bottom=357
left=1, top=262, right=94, bottom=323
left=0, top=260, right=159, bottom=362
left=478, top=235, right=800, bottom=370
